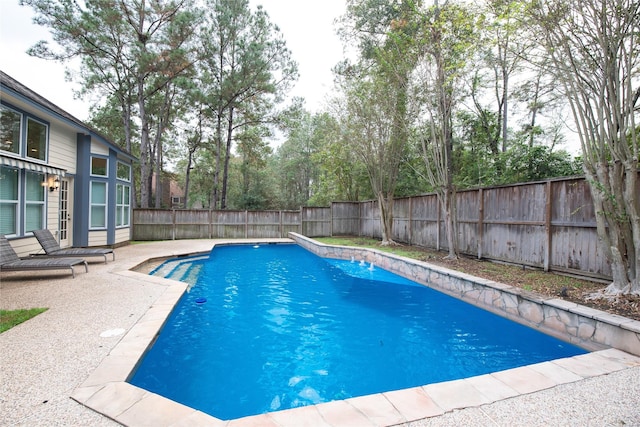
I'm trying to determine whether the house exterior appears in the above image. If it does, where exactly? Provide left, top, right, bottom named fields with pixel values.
left=0, top=70, right=135, bottom=256
left=151, top=173, right=185, bottom=208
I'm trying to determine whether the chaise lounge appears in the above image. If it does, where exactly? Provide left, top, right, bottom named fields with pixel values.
left=0, top=235, right=88, bottom=278
left=32, top=229, right=115, bottom=264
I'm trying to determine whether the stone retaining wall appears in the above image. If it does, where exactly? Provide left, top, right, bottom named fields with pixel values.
left=290, top=233, right=640, bottom=356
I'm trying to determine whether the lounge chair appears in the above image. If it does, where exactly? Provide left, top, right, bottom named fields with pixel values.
left=0, top=235, right=88, bottom=278
left=32, top=229, right=115, bottom=264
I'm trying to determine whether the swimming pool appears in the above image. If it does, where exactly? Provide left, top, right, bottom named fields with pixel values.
left=129, top=243, right=586, bottom=420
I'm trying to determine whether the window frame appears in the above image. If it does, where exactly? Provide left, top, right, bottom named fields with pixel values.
left=89, top=181, right=108, bottom=229
left=0, top=104, right=23, bottom=156
left=0, top=166, right=47, bottom=236
left=90, top=156, right=109, bottom=177
left=117, top=161, right=131, bottom=182
left=116, top=183, right=131, bottom=227
left=0, top=166, right=19, bottom=236
left=25, top=116, right=48, bottom=162
left=24, top=171, right=45, bottom=233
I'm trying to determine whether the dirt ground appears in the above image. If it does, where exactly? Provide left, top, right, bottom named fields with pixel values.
left=421, top=252, right=640, bottom=322
left=319, top=237, right=640, bottom=322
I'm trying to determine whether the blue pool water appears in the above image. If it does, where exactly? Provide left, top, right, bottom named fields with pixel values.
left=129, top=244, right=586, bottom=420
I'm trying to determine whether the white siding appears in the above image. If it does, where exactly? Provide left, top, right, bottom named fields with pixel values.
left=46, top=191, right=60, bottom=233
left=48, top=125, right=77, bottom=174
left=91, top=142, right=110, bottom=156
left=88, top=230, right=108, bottom=246
left=115, top=227, right=131, bottom=244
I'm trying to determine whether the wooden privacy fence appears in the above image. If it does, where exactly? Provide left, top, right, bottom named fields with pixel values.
left=133, top=175, right=632, bottom=281
left=135, top=209, right=310, bottom=241
left=352, top=177, right=611, bottom=280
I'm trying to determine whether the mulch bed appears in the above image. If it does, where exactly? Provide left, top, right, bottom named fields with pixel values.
left=379, top=243, right=640, bottom=322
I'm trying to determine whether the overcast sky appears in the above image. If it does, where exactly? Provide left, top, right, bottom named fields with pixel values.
left=0, top=0, right=347, bottom=121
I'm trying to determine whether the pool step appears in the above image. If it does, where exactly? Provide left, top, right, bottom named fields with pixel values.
left=150, top=260, right=183, bottom=278
left=178, top=263, right=203, bottom=286
left=151, top=256, right=207, bottom=284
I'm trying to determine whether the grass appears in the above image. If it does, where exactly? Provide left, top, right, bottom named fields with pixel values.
left=0, top=308, right=48, bottom=333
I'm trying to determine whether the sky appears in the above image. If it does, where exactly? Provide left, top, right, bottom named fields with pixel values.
left=0, top=0, right=347, bottom=121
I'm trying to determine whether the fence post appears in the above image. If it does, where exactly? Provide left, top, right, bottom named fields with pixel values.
left=244, top=210, right=248, bottom=238
left=409, top=196, right=413, bottom=245
left=301, top=206, right=305, bottom=236
left=544, top=180, right=552, bottom=272
left=329, top=204, right=333, bottom=237
left=358, top=202, right=362, bottom=237
left=477, top=188, right=484, bottom=259
left=208, top=209, right=212, bottom=239
left=172, top=209, right=176, bottom=241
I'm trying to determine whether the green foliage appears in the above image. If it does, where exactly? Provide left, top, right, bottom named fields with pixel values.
left=24, top=0, right=596, bottom=217
left=0, top=308, right=48, bottom=333
left=500, top=143, right=581, bottom=184
left=227, top=125, right=276, bottom=210
left=192, top=0, right=298, bottom=209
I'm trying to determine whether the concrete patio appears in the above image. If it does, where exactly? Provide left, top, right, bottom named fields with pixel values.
left=1, top=239, right=639, bottom=426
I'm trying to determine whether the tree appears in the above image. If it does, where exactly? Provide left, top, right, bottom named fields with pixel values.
left=23, top=0, right=199, bottom=208
left=511, top=58, right=565, bottom=149
left=339, top=0, right=418, bottom=245
left=414, top=0, right=480, bottom=258
left=170, top=102, right=208, bottom=208
left=341, top=76, right=407, bottom=245
left=501, top=143, right=581, bottom=183
left=453, top=109, right=502, bottom=188
left=197, top=0, right=297, bottom=209
left=272, top=103, right=318, bottom=209
left=233, top=125, right=273, bottom=210
left=530, top=0, right=639, bottom=294
left=310, top=108, right=369, bottom=205
left=483, top=0, right=534, bottom=153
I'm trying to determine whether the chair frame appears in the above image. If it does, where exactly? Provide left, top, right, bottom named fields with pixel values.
left=32, top=229, right=115, bottom=264
left=0, top=235, right=88, bottom=278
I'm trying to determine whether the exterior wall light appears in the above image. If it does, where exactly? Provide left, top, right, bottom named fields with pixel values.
left=43, top=175, right=61, bottom=192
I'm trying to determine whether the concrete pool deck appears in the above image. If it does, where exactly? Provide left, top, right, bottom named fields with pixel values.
left=1, top=239, right=639, bottom=426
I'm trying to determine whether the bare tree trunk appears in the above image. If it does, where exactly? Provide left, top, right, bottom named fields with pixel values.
left=184, top=153, right=192, bottom=209
left=119, top=99, right=138, bottom=208
left=378, top=192, right=396, bottom=246
left=221, top=106, right=235, bottom=210
left=211, top=107, right=224, bottom=209
left=154, top=127, right=163, bottom=209
left=138, top=77, right=151, bottom=208
left=420, top=2, right=459, bottom=259
left=442, top=188, right=457, bottom=259
left=501, top=66, right=508, bottom=152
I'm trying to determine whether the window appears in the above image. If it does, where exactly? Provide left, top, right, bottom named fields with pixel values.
left=91, top=157, right=108, bottom=176
left=90, top=181, right=107, bottom=228
left=0, top=106, right=22, bottom=155
left=0, top=167, right=45, bottom=236
left=117, top=162, right=131, bottom=181
left=24, top=171, right=45, bottom=232
left=1, top=105, right=49, bottom=160
left=0, top=166, right=19, bottom=235
left=0, top=106, right=22, bottom=154
left=26, top=118, right=47, bottom=161
left=116, top=184, right=130, bottom=227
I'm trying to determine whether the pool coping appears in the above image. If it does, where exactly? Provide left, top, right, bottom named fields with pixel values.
left=70, top=236, right=640, bottom=426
